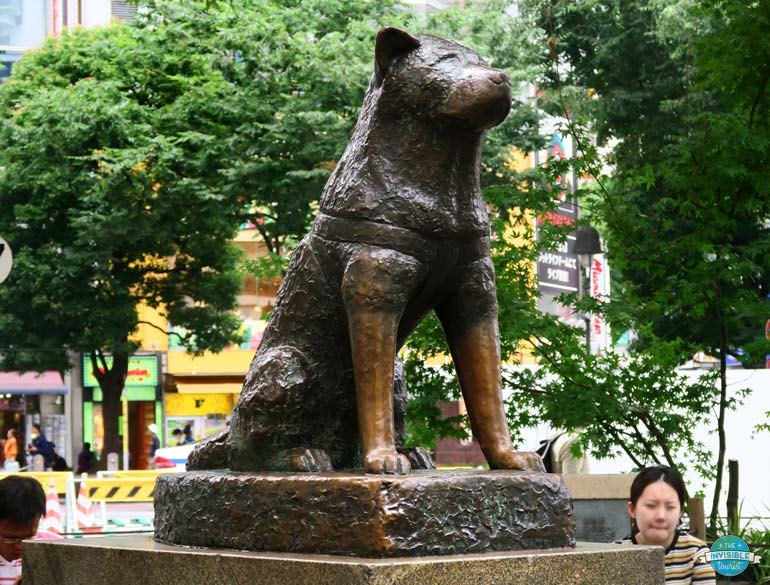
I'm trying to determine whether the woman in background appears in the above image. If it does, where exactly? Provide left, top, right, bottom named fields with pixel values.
left=3, top=430, right=18, bottom=471
left=620, top=465, right=715, bottom=584
left=27, top=423, right=55, bottom=469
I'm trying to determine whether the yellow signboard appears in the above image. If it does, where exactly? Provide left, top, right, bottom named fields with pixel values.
left=165, top=393, right=233, bottom=416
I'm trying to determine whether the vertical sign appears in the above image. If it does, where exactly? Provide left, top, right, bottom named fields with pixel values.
left=536, top=134, right=579, bottom=294
left=589, top=254, right=611, bottom=354
left=0, top=236, right=12, bottom=284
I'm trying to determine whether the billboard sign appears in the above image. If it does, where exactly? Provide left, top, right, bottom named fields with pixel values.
left=82, top=354, right=160, bottom=387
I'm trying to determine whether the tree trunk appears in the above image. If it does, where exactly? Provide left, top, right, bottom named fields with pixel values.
left=89, top=351, right=129, bottom=470
left=708, top=318, right=729, bottom=535
left=726, top=459, right=739, bottom=530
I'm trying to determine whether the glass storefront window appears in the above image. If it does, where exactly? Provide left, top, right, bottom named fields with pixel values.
left=0, top=0, right=47, bottom=49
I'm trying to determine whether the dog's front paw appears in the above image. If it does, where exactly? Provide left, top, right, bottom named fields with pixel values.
left=489, top=450, right=545, bottom=472
left=365, top=448, right=412, bottom=475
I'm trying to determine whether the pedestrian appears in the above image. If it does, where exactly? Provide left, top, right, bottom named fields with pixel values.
left=0, top=475, right=46, bottom=584
left=148, top=424, right=160, bottom=468
left=27, top=424, right=55, bottom=470
left=171, top=428, right=184, bottom=446
left=619, top=465, right=715, bottom=584
left=75, top=442, right=97, bottom=475
left=537, top=430, right=590, bottom=474
left=3, top=430, right=19, bottom=472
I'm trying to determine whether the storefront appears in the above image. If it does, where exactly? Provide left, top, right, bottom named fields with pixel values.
left=164, top=347, right=251, bottom=448
left=81, top=354, right=162, bottom=469
left=163, top=377, right=241, bottom=446
left=0, top=371, right=69, bottom=468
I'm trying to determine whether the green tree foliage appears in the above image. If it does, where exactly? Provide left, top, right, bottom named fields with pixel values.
left=0, top=0, right=414, bottom=462
left=135, top=0, right=410, bottom=258
left=0, top=23, right=245, bottom=460
left=536, top=0, right=770, bottom=528
left=402, top=1, right=738, bottom=501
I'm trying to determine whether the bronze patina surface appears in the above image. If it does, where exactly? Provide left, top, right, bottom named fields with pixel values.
left=189, top=26, right=542, bottom=476
left=154, top=470, right=575, bottom=557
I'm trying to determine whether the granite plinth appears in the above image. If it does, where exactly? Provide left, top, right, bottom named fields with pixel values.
left=153, top=469, right=575, bottom=557
left=22, top=535, right=665, bottom=585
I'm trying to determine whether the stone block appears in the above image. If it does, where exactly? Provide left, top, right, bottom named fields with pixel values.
left=154, top=469, right=575, bottom=557
left=23, top=535, right=666, bottom=585
left=563, top=474, right=635, bottom=543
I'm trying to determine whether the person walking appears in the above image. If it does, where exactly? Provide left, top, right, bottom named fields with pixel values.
left=148, top=424, right=160, bottom=468
left=75, top=442, right=97, bottom=475
left=27, top=423, right=55, bottom=470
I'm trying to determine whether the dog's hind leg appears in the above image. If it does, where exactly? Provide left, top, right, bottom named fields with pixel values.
left=187, top=427, right=229, bottom=470
left=393, top=359, right=436, bottom=470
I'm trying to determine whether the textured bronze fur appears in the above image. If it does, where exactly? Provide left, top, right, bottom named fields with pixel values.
left=188, top=27, right=543, bottom=475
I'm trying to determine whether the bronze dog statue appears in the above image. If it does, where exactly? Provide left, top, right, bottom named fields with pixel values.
left=189, top=27, right=543, bottom=475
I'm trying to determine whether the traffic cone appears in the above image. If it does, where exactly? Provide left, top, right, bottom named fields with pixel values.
left=37, top=479, right=64, bottom=536
left=75, top=476, right=97, bottom=531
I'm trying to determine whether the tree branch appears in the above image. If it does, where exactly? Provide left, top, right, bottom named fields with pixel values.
left=748, top=71, right=770, bottom=130
left=638, top=411, right=677, bottom=469
left=254, top=221, right=275, bottom=254
left=626, top=419, right=661, bottom=463
left=604, top=424, right=645, bottom=468
left=136, top=320, right=187, bottom=342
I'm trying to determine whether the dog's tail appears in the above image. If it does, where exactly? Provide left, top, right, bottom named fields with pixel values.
left=186, top=428, right=229, bottom=470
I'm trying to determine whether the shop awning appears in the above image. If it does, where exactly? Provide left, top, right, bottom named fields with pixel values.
left=174, top=379, right=244, bottom=394
left=0, top=371, right=67, bottom=395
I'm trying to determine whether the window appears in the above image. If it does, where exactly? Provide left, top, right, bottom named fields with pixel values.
left=0, top=0, right=46, bottom=50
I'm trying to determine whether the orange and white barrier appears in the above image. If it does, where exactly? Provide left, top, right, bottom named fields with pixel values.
left=66, top=476, right=156, bottom=532
left=37, top=479, right=64, bottom=536
left=75, top=476, right=97, bottom=531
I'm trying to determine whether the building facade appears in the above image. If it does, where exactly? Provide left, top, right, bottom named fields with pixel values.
left=0, top=0, right=139, bottom=469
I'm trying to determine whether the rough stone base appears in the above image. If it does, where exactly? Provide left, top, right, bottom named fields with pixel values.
left=153, top=469, right=575, bottom=557
left=22, top=535, right=665, bottom=585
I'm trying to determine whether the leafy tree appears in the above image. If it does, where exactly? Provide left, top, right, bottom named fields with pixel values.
left=0, top=23, right=245, bottom=461
left=134, top=0, right=410, bottom=260
left=399, top=1, right=739, bottom=504
left=0, top=0, right=416, bottom=463
left=535, top=0, right=770, bottom=529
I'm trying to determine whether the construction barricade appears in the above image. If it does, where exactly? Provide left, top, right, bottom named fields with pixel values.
left=0, top=471, right=73, bottom=495
left=66, top=475, right=157, bottom=533
left=38, top=479, right=65, bottom=536
left=96, top=468, right=180, bottom=479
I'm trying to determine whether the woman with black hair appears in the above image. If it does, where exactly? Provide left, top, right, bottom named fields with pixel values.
left=619, top=465, right=715, bottom=584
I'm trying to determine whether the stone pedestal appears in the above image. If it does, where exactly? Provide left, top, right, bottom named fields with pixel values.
left=563, top=474, right=636, bottom=543
left=153, top=469, right=575, bottom=557
left=23, top=535, right=665, bottom=585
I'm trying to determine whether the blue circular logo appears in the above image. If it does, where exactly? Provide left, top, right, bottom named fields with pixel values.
left=710, top=535, right=751, bottom=576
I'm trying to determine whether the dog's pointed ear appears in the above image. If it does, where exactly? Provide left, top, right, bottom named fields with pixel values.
left=375, top=27, right=420, bottom=84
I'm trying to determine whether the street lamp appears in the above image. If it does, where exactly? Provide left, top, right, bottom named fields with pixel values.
left=573, top=225, right=602, bottom=353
